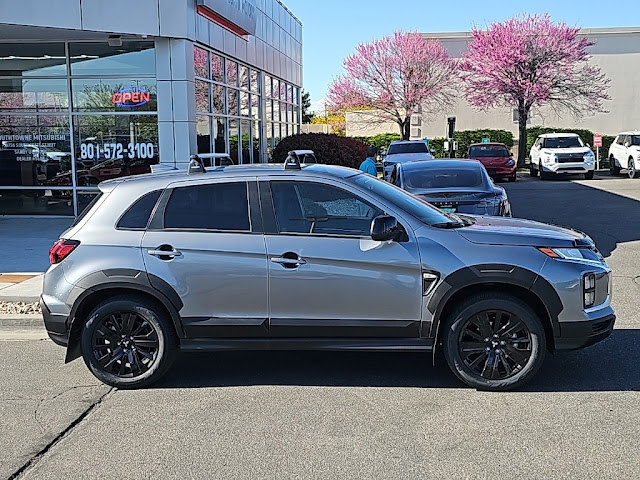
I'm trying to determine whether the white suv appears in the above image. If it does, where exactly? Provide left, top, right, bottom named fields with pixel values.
left=529, top=133, right=595, bottom=180
left=608, top=131, right=640, bottom=178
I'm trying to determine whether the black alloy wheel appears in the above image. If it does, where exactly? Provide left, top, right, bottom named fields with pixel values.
left=629, top=159, right=639, bottom=179
left=610, top=156, right=620, bottom=176
left=91, top=311, right=160, bottom=378
left=81, top=296, right=177, bottom=388
left=457, top=310, right=532, bottom=380
left=443, top=293, right=546, bottom=391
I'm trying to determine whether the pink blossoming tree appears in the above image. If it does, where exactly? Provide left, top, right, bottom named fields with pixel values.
left=328, top=32, right=457, bottom=140
left=460, top=14, right=610, bottom=166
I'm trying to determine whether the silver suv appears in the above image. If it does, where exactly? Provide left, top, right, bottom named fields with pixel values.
left=42, top=157, right=615, bottom=391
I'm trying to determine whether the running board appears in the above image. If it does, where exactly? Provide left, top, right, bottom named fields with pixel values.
left=180, top=337, right=434, bottom=352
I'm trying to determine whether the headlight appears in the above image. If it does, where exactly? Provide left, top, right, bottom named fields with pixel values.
left=583, top=273, right=596, bottom=308
left=505, top=159, right=515, bottom=166
left=584, top=151, right=595, bottom=162
left=537, top=247, right=602, bottom=263
left=542, top=153, right=556, bottom=164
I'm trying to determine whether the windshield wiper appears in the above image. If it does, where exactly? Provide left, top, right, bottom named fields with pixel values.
left=431, top=221, right=467, bottom=229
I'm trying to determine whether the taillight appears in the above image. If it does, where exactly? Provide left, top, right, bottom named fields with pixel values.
left=49, top=239, right=80, bottom=264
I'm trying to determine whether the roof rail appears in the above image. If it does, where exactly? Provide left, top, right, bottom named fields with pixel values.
left=188, top=153, right=234, bottom=175
left=284, top=151, right=301, bottom=170
left=188, top=155, right=206, bottom=175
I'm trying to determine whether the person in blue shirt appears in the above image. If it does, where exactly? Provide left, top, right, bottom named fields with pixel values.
left=359, top=147, right=377, bottom=176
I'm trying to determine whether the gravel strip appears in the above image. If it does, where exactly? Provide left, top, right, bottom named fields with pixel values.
left=0, top=301, right=42, bottom=315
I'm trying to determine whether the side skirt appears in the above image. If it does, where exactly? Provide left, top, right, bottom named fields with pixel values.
left=180, top=337, right=434, bottom=352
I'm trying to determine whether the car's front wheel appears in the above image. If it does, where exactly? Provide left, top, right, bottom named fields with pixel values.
left=584, top=170, right=594, bottom=180
left=443, top=293, right=546, bottom=391
left=80, top=296, right=177, bottom=389
left=609, top=156, right=620, bottom=176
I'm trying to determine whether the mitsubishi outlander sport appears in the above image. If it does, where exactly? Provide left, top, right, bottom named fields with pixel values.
left=41, top=156, right=615, bottom=391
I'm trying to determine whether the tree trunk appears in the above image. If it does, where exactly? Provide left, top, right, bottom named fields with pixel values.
left=398, top=119, right=411, bottom=141
left=517, top=104, right=529, bottom=168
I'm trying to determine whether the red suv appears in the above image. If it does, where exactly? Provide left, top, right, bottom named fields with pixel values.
left=466, top=143, right=516, bottom=182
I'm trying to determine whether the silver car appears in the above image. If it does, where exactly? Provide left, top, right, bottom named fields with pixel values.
left=42, top=157, right=615, bottom=391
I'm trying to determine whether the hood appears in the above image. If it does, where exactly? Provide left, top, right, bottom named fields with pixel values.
left=384, top=152, right=433, bottom=164
left=540, top=147, right=590, bottom=155
left=455, top=215, right=590, bottom=248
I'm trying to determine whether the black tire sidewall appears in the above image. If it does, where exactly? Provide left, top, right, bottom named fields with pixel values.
left=80, top=298, right=176, bottom=389
left=443, top=295, right=546, bottom=391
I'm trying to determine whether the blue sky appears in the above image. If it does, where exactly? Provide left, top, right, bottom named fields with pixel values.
left=284, top=0, right=639, bottom=113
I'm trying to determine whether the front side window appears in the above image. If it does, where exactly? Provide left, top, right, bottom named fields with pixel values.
left=630, top=135, right=640, bottom=146
left=271, top=181, right=383, bottom=236
left=164, top=182, right=250, bottom=231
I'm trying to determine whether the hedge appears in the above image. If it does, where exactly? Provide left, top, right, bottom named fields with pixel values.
left=271, top=133, right=368, bottom=169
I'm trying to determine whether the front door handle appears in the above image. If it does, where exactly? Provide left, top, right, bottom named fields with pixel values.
left=271, top=252, right=306, bottom=268
left=148, top=245, right=183, bottom=260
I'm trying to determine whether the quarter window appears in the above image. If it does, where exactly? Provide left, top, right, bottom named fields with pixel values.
left=164, top=182, right=250, bottom=231
left=117, top=190, right=161, bottom=229
left=270, top=181, right=383, bottom=236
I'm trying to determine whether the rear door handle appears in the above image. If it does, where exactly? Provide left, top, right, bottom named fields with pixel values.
left=271, top=253, right=306, bottom=268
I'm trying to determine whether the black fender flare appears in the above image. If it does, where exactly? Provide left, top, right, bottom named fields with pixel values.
left=428, top=264, right=563, bottom=349
left=65, top=269, right=184, bottom=362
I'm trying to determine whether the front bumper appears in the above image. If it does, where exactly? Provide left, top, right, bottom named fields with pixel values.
left=41, top=295, right=70, bottom=347
left=483, top=164, right=516, bottom=177
left=555, top=312, right=615, bottom=351
left=542, top=162, right=594, bottom=174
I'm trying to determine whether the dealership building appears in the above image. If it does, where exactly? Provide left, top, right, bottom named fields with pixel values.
left=0, top=0, right=302, bottom=215
left=346, top=27, right=640, bottom=150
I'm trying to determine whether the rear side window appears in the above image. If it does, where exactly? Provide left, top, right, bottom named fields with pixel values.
left=164, top=182, right=250, bottom=231
left=117, top=190, right=162, bottom=229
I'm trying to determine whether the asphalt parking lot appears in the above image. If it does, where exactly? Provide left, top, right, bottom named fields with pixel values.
left=2, top=172, right=639, bottom=479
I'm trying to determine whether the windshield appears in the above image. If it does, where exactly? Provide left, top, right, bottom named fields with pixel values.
left=543, top=136, right=584, bottom=148
left=404, top=167, right=485, bottom=190
left=469, top=145, right=509, bottom=157
left=350, top=174, right=453, bottom=226
left=387, top=142, right=428, bottom=155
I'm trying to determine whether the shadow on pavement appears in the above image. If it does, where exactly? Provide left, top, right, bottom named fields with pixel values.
left=157, top=328, right=639, bottom=392
left=503, top=176, right=640, bottom=257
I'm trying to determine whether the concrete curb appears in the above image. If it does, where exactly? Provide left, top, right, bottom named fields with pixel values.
left=0, top=315, right=44, bottom=327
left=0, top=295, right=41, bottom=303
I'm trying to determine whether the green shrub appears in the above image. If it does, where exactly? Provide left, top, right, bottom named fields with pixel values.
left=272, top=133, right=368, bottom=169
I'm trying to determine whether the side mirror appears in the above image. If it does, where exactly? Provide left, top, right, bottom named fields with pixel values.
left=509, top=151, right=513, bottom=156
left=381, top=150, right=387, bottom=157
left=586, top=143, right=591, bottom=148
left=371, top=215, right=406, bottom=242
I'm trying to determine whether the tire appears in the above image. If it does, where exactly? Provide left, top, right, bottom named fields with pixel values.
left=442, top=293, right=546, bottom=391
left=609, top=156, right=620, bottom=176
left=508, top=174, right=517, bottom=182
left=80, top=296, right=177, bottom=389
left=584, top=170, right=594, bottom=180
left=539, top=162, right=550, bottom=180
left=629, top=158, right=639, bottom=179
left=529, top=161, right=538, bottom=177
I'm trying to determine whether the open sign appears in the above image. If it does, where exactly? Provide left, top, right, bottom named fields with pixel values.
left=112, top=87, right=151, bottom=107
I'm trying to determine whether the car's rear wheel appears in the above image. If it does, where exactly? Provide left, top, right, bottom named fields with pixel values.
left=80, top=296, right=177, bottom=389
left=442, top=293, right=546, bottom=391
left=584, top=170, right=594, bottom=180
left=609, top=156, right=620, bottom=176
left=629, top=158, right=639, bottom=179
left=529, top=161, right=538, bottom=177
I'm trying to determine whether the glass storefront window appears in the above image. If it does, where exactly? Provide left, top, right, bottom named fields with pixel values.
left=72, top=114, right=158, bottom=186
left=264, top=75, right=271, bottom=98
left=196, top=115, right=211, bottom=153
left=0, top=189, right=74, bottom=215
left=250, top=70, right=259, bottom=93
left=213, top=117, right=226, bottom=154
left=212, top=85, right=225, bottom=114
left=194, top=47, right=208, bottom=78
left=226, top=60, right=237, bottom=86
left=228, top=119, right=239, bottom=164
left=272, top=78, right=279, bottom=99
left=211, top=53, right=224, bottom=83
left=240, top=119, right=250, bottom=164
left=227, top=88, right=238, bottom=116
left=0, top=115, right=70, bottom=187
left=239, top=66, right=249, bottom=90
left=72, top=78, right=157, bottom=112
left=0, top=43, right=66, bottom=77
left=0, top=79, right=68, bottom=112
left=69, top=41, right=156, bottom=76
left=195, top=80, right=209, bottom=113
left=240, top=91, right=250, bottom=117
left=253, top=120, right=261, bottom=163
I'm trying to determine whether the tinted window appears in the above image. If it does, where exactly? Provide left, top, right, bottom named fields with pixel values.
left=616, top=135, right=626, bottom=145
left=271, top=181, right=383, bottom=236
left=387, top=142, right=428, bottom=154
left=117, top=190, right=161, bottom=229
left=468, top=145, right=509, bottom=157
left=164, top=182, right=250, bottom=231
left=350, top=174, right=452, bottom=226
left=543, top=136, right=583, bottom=148
left=403, top=167, right=485, bottom=190
left=0, top=43, right=66, bottom=76
left=69, top=42, right=155, bottom=76
left=631, top=135, right=640, bottom=146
